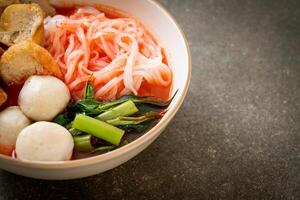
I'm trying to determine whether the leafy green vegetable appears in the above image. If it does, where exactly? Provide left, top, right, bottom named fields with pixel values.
left=53, top=80, right=175, bottom=153
left=97, top=99, right=129, bottom=112
left=69, top=79, right=102, bottom=116
left=53, top=113, right=73, bottom=126
left=68, top=128, right=84, bottom=136
left=98, top=90, right=178, bottom=111
left=97, top=100, right=138, bottom=121
left=135, top=103, right=163, bottom=115
left=118, top=121, right=154, bottom=134
left=83, top=81, right=94, bottom=100
left=129, top=90, right=178, bottom=106
left=94, top=146, right=115, bottom=152
left=53, top=82, right=175, bottom=126
left=74, top=99, right=102, bottom=116
left=106, top=111, right=161, bottom=126
left=53, top=99, right=102, bottom=126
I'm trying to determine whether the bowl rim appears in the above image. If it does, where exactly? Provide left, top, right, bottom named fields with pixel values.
left=0, top=0, right=192, bottom=169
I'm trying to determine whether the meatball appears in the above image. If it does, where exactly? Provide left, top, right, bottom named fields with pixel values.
left=18, top=75, right=70, bottom=121
left=0, top=106, right=30, bottom=155
left=15, top=122, right=74, bottom=161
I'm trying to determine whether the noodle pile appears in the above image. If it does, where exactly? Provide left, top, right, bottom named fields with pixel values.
left=43, top=6, right=172, bottom=100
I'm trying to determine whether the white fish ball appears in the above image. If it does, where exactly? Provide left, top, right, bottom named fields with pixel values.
left=0, top=106, right=30, bottom=155
left=18, top=75, right=70, bottom=121
left=16, top=122, right=74, bottom=161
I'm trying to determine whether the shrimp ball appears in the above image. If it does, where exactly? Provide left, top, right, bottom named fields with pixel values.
left=0, top=106, right=30, bottom=155
left=18, top=75, right=70, bottom=121
left=16, top=122, right=74, bottom=161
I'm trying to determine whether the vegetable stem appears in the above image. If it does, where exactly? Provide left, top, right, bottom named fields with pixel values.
left=72, top=114, right=125, bottom=146
left=96, top=100, right=138, bottom=121
left=69, top=128, right=83, bottom=136
left=83, top=78, right=94, bottom=100
left=94, top=146, right=115, bottom=152
left=106, top=111, right=159, bottom=126
left=73, top=135, right=94, bottom=152
left=98, top=99, right=127, bottom=111
left=98, top=90, right=178, bottom=111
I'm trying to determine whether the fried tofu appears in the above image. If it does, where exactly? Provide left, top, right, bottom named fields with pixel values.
left=0, top=0, right=19, bottom=8
left=0, top=40, right=63, bottom=85
left=20, top=0, right=56, bottom=16
left=0, top=46, right=4, bottom=57
left=0, top=3, right=45, bottom=46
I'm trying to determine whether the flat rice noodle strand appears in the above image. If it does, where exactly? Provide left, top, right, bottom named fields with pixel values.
left=43, top=6, right=172, bottom=100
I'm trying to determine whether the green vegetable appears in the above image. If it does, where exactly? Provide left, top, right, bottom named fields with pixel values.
left=106, top=111, right=161, bottom=126
left=67, top=81, right=102, bottom=117
left=53, top=83, right=175, bottom=127
left=52, top=80, right=176, bottom=156
left=68, top=128, right=84, bottom=136
left=72, top=114, right=125, bottom=146
left=98, top=90, right=178, bottom=111
left=94, top=146, right=115, bottom=152
left=128, top=91, right=177, bottom=106
left=53, top=113, right=73, bottom=126
left=73, top=135, right=94, bottom=152
left=83, top=80, right=94, bottom=100
left=118, top=122, right=153, bottom=134
left=53, top=100, right=101, bottom=126
left=98, top=99, right=128, bottom=112
left=75, top=99, right=102, bottom=115
left=135, top=103, right=163, bottom=115
left=97, top=100, right=138, bottom=121
left=74, top=134, right=116, bottom=152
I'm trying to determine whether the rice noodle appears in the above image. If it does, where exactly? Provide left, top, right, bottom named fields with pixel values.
left=43, top=6, right=172, bottom=100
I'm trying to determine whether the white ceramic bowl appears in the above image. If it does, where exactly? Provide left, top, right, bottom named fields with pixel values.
left=0, top=0, right=191, bottom=180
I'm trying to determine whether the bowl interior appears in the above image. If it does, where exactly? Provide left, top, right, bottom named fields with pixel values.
left=0, top=0, right=190, bottom=167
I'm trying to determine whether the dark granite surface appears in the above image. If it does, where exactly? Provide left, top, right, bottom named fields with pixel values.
left=0, top=0, right=300, bottom=199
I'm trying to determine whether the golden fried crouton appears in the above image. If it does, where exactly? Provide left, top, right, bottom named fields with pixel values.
left=0, top=3, right=45, bottom=46
left=0, top=40, right=63, bottom=85
left=0, top=0, right=20, bottom=15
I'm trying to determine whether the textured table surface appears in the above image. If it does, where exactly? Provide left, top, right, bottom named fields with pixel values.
left=1, top=0, right=299, bottom=199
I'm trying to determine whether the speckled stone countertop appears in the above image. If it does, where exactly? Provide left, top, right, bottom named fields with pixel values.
left=0, top=0, right=299, bottom=199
